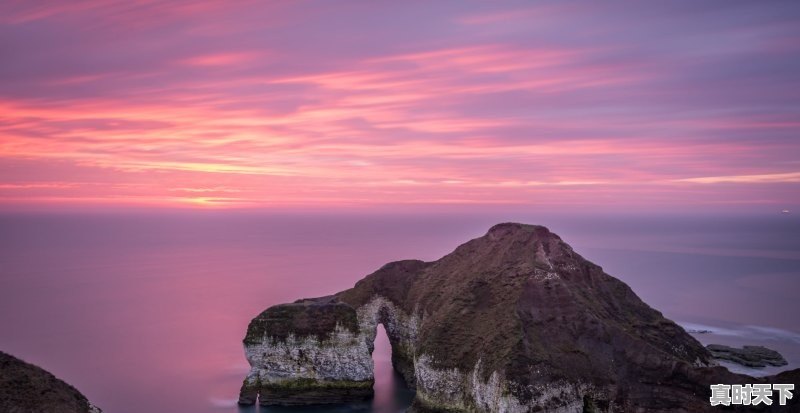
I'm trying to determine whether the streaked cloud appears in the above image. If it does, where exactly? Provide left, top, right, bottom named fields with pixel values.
left=0, top=1, right=799, bottom=211
left=676, top=172, right=800, bottom=184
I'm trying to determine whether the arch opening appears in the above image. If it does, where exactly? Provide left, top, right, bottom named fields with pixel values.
left=370, top=323, right=414, bottom=412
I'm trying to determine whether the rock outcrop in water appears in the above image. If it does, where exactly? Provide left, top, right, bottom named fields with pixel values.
left=0, top=351, right=101, bottom=413
left=239, top=223, right=799, bottom=412
left=707, top=344, right=788, bottom=368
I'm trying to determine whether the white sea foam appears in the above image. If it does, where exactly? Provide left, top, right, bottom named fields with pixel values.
left=679, top=322, right=800, bottom=343
left=679, top=321, right=800, bottom=377
left=745, top=325, right=800, bottom=344
left=209, top=397, right=239, bottom=408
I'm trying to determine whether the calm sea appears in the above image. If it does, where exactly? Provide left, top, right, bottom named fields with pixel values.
left=1, top=212, right=798, bottom=412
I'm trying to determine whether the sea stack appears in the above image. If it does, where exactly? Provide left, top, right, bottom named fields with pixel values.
left=239, top=223, right=799, bottom=412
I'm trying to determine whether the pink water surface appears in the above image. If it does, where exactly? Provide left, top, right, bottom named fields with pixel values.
left=1, top=212, right=798, bottom=412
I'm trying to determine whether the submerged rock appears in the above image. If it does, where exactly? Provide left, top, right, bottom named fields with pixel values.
left=708, top=344, right=788, bottom=368
left=0, top=351, right=101, bottom=413
left=239, top=223, right=800, bottom=412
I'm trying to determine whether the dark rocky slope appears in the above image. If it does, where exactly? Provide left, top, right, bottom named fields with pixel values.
left=239, top=223, right=799, bottom=412
left=0, top=351, right=101, bottom=413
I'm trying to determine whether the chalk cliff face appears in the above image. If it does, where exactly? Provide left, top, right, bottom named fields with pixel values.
left=239, top=223, right=799, bottom=412
left=0, top=351, right=101, bottom=413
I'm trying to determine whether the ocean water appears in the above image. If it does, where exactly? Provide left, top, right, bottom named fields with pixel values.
left=0, top=212, right=798, bottom=412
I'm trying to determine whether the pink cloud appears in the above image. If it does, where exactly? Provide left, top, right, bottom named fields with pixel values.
left=0, top=1, right=798, bottom=211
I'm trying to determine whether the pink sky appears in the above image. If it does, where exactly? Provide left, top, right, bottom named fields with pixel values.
left=1, top=1, right=799, bottom=212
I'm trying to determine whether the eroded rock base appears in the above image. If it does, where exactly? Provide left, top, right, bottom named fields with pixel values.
left=239, top=378, right=374, bottom=406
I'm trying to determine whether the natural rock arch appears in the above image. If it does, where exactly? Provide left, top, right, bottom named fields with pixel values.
left=238, top=294, right=419, bottom=406
left=358, top=296, right=419, bottom=388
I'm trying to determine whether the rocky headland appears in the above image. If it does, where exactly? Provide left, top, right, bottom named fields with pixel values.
left=239, top=223, right=800, bottom=412
left=0, top=350, right=101, bottom=413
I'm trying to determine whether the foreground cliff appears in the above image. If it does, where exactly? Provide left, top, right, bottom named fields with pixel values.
left=0, top=351, right=101, bottom=413
left=239, top=223, right=799, bottom=412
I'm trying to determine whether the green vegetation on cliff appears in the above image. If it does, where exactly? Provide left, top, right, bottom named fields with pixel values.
left=244, top=297, right=359, bottom=345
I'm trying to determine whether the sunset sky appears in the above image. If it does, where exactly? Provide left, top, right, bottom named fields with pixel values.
left=1, top=1, right=799, bottom=212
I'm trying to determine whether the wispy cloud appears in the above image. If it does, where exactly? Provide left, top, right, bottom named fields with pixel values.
left=0, top=1, right=799, bottom=210
left=675, top=172, right=800, bottom=184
